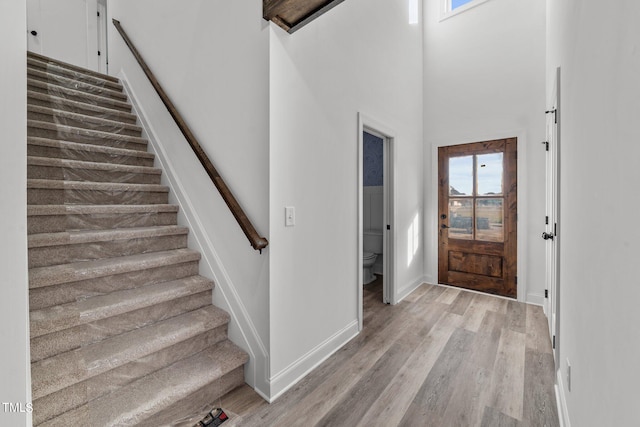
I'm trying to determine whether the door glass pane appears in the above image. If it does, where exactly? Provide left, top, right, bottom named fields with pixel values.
left=476, top=199, right=503, bottom=242
left=449, top=155, right=473, bottom=196
left=477, top=153, right=503, bottom=196
left=449, top=199, right=473, bottom=240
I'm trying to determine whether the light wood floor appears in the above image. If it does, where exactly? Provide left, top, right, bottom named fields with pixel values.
left=215, top=277, right=559, bottom=427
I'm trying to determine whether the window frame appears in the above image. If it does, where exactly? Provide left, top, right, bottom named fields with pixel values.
left=439, top=0, right=491, bottom=21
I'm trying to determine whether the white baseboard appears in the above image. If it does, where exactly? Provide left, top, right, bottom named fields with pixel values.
left=119, top=72, right=271, bottom=397
left=268, top=320, right=359, bottom=402
left=527, top=292, right=545, bottom=307
left=556, top=369, right=571, bottom=427
left=396, top=275, right=428, bottom=303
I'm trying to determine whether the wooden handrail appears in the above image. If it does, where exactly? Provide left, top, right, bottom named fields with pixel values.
left=112, top=19, right=268, bottom=253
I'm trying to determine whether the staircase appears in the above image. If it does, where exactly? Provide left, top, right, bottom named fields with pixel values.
left=26, top=51, right=248, bottom=426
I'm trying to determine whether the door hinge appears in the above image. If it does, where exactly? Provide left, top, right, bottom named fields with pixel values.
left=546, top=109, right=557, bottom=124
left=98, top=51, right=101, bottom=56
left=545, top=216, right=549, bottom=225
left=552, top=335, right=556, bottom=349
left=545, top=289, right=548, bottom=298
left=515, top=276, right=518, bottom=285
left=554, top=223, right=557, bottom=236
left=541, top=141, right=549, bottom=151
left=97, top=11, right=100, bottom=17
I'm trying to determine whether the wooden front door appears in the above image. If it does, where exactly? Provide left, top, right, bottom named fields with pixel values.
left=438, top=138, right=517, bottom=298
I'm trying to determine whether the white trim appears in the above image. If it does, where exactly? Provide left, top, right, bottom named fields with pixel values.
left=358, top=113, right=398, bottom=317
left=430, top=129, right=529, bottom=302
left=396, top=275, right=428, bottom=303
left=556, top=369, right=571, bottom=427
left=268, top=320, right=359, bottom=402
left=527, top=292, right=545, bottom=307
left=119, top=72, right=271, bottom=398
left=439, top=0, right=491, bottom=22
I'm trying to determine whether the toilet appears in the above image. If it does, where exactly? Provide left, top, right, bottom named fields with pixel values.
left=363, top=230, right=383, bottom=285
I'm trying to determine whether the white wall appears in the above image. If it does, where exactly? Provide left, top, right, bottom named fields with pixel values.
left=423, top=0, right=546, bottom=303
left=547, top=1, right=640, bottom=425
left=0, top=0, right=31, bottom=425
left=269, top=0, right=424, bottom=397
left=107, top=0, right=271, bottom=395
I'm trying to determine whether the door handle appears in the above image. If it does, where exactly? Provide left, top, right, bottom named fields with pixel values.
left=441, top=224, right=449, bottom=229
left=541, top=232, right=554, bottom=240
left=30, top=30, right=38, bottom=36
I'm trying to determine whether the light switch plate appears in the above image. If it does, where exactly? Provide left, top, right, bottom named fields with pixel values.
left=285, top=206, right=295, bottom=227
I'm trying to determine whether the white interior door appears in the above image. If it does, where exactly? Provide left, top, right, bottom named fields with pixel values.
left=544, top=68, right=561, bottom=364
left=27, top=0, right=99, bottom=71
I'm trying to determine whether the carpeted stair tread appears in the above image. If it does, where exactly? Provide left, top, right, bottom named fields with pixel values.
left=27, top=104, right=142, bottom=135
left=27, top=69, right=127, bottom=101
left=31, top=305, right=231, bottom=400
left=27, top=204, right=180, bottom=234
left=28, top=225, right=188, bottom=248
left=28, top=204, right=178, bottom=217
left=27, top=68, right=126, bottom=99
left=27, top=51, right=120, bottom=83
left=28, top=156, right=161, bottom=176
left=28, top=120, right=147, bottom=150
left=27, top=60, right=124, bottom=91
left=27, top=178, right=167, bottom=192
left=27, top=137, right=155, bottom=166
left=29, top=248, right=200, bottom=289
left=27, top=80, right=132, bottom=112
left=28, top=90, right=137, bottom=123
left=42, top=341, right=248, bottom=427
left=29, top=275, right=213, bottom=339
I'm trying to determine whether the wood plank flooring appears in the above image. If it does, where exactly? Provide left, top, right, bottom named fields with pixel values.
left=214, top=277, right=559, bottom=427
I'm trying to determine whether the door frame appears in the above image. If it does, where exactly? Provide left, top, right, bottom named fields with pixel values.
left=430, top=131, right=528, bottom=302
left=545, top=67, right=561, bottom=364
left=97, top=0, right=108, bottom=74
left=357, top=113, right=396, bottom=330
left=437, top=138, right=518, bottom=298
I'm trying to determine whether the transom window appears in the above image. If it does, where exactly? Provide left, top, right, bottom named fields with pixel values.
left=441, top=0, right=491, bottom=20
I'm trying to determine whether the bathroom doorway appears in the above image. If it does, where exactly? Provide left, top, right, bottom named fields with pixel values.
left=357, top=113, right=395, bottom=331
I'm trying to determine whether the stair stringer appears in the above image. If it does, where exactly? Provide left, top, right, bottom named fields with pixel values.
left=118, top=71, right=271, bottom=401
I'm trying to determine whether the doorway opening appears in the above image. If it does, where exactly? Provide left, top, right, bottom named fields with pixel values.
left=358, top=113, right=395, bottom=330
left=438, top=138, right=518, bottom=298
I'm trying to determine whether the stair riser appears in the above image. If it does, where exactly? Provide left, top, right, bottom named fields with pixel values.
left=29, top=234, right=188, bottom=268
left=27, top=83, right=132, bottom=113
left=28, top=188, right=169, bottom=206
left=27, top=94, right=136, bottom=122
left=27, top=143, right=155, bottom=168
left=27, top=62, right=123, bottom=92
left=27, top=53, right=120, bottom=84
left=138, top=367, right=245, bottom=427
left=33, top=326, right=227, bottom=425
left=28, top=110, right=141, bottom=137
left=28, top=210, right=177, bottom=234
left=28, top=165, right=162, bottom=185
left=30, top=290, right=213, bottom=362
left=28, top=126, right=147, bottom=152
left=27, top=75, right=127, bottom=102
left=29, top=261, right=200, bottom=310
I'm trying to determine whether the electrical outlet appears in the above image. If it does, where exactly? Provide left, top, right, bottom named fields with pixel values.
left=566, top=358, right=571, bottom=392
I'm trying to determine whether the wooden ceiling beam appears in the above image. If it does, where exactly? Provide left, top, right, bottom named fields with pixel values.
left=263, top=0, right=347, bottom=34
